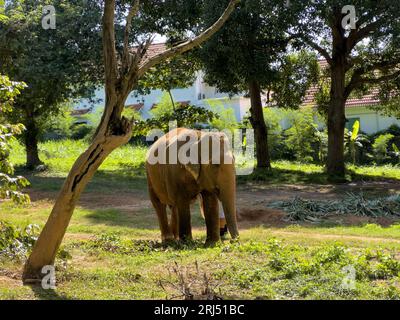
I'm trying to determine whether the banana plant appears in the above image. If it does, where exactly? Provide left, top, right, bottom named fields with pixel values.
left=344, top=120, right=369, bottom=165
left=391, top=143, right=400, bottom=163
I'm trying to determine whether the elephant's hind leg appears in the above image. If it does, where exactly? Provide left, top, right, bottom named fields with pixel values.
left=170, top=206, right=178, bottom=240
left=201, top=191, right=220, bottom=245
left=149, top=187, right=173, bottom=243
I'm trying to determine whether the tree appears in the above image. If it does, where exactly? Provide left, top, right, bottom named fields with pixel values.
left=290, top=0, right=400, bottom=180
left=23, top=0, right=240, bottom=282
left=0, top=0, right=104, bottom=169
left=197, top=0, right=316, bottom=169
left=0, top=74, right=30, bottom=204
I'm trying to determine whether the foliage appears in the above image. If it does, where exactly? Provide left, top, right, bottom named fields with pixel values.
left=344, top=121, right=370, bottom=165
left=133, top=94, right=217, bottom=136
left=0, top=75, right=29, bottom=203
left=206, top=99, right=238, bottom=131
left=0, top=0, right=104, bottom=166
left=41, top=105, right=77, bottom=140
left=198, top=0, right=293, bottom=94
left=390, top=143, right=400, bottom=164
left=269, top=51, right=319, bottom=109
left=271, top=193, right=400, bottom=222
left=284, top=109, right=320, bottom=163
left=373, top=134, right=395, bottom=164
left=0, top=221, right=39, bottom=261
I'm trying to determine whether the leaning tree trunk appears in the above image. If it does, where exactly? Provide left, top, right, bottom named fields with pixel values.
left=24, top=116, right=43, bottom=170
left=248, top=81, right=271, bottom=169
left=23, top=110, right=132, bottom=281
left=327, top=62, right=347, bottom=181
left=22, top=0, right=240, bottom=282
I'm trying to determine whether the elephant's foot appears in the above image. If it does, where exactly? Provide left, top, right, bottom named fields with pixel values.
left=162, top=239, right=178, bottom=247
left=204, top=238, right=220, bottom=248
left=161, top=233, right=176, bottom=244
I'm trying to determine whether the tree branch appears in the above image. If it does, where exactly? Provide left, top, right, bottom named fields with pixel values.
left=305, top=39, right=332, bottom=65
left=103, top=0, right=118, bottom=93
left=137, top=0, right=240, bottom=77
left=357, top=70, right=400, bottom=85
left=122, top=0, right=140, bottom=70
left=347, top=19, right=384, bottom=52
left=289, top=33, right=332, bottom=64
left=345, top=61, right=400, bottom=97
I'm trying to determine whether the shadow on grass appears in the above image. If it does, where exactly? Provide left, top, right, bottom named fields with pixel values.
left=29, top=285, right=70, bottom=300
left=16, top=166, right=148, bottom=193
left=83, top=205, right=205, bottom=230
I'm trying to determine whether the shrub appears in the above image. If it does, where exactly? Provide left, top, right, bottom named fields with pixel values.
left=373, top=133, right=394, bottom=164
left=284, top=109, right=320, bottom=163
left=0, top=221, right=39, bottom=261
left=207, top=99, right=238, bottom=132
left=133, top=93, right=216, bottom=137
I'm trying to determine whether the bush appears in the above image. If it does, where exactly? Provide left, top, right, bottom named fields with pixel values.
left=373, top=134, right=394, bottom=164
left=0, top=221, right=39, bottom=261
left=133, top=93, right=217, bottom=137
left=284, top=109, right=321, bottom=163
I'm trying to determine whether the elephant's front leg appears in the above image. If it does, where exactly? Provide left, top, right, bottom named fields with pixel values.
left=201, top=191, right=220, bottom=246
left=149, top=187, right=174, bottom=242
left=177, top=201, right=192, bottom=242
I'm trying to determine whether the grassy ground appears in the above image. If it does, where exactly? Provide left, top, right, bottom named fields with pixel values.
left=1, top=140, right=400, bottom=300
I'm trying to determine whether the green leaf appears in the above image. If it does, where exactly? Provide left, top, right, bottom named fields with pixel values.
left=351, top=120, right=360, bottom=141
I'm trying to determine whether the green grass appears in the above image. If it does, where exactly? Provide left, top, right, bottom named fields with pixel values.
left=1, top=139, right=400, bottom=300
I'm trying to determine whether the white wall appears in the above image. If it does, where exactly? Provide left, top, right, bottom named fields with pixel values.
left=75, top=71, right=245, bottom=120
left=346, top=106, right=400, bottom=134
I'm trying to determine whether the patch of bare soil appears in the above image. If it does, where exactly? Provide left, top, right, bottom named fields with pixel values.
left=0, top=270, right=22, bottom=288
left=237, top=208, right=288, bottom=228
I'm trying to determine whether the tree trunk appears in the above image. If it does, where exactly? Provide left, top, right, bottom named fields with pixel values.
left=248, top=81, right=271, bottom=169
left=24, top=117, right=43, bottom=170
left=327, top=62, right=347, bottom=181
left=168, top=89, right=176, bottom=111
left=23, top=112, right=132, bottom=282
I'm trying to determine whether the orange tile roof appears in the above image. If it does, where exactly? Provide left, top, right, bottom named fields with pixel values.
left=133, top=43, right=167, bottom=64
left=71, top=108, right=91, bottom=116
left=126, top=103, right=144, bottom=111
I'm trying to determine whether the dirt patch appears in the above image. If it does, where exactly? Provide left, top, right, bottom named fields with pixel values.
left=237, top=208, right=288, bottom=228
left=0, top=276, right=22, bottom=288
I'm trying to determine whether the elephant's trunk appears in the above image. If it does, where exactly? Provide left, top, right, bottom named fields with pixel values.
left=218, top=168, right=239, bottom=239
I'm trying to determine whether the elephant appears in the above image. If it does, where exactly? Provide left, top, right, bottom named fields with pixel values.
left=145, top=128, right=239, bottom=245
